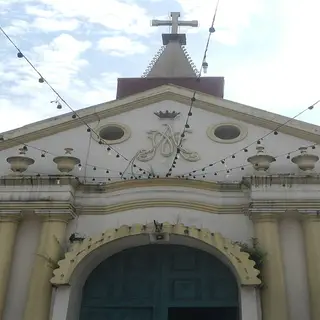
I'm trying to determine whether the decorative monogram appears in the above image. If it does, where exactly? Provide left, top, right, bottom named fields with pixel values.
left=136, top=124, right=200, bottom=162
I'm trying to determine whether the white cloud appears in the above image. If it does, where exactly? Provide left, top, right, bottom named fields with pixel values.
left=32, top=17, right=80, bottom=32
left=0, top=33, right=113, bottom=132
left=98, top=36, right=148, bottom=56
left=2, top=20, right=30, bottom=36
left=24, top=5, right=56, bottom=18
left=175, top=0, right=264, bottom=44
left=26, top=0, right=155, bottom=37
left=1, top=0, right=319, bottom=135
left=9, top=34, right=91, bottom=92
left=222, top=0, right=320, bottom=123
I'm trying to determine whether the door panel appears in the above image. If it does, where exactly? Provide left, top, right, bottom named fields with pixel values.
left=80, top=307, right=153, bottom=320
left=80, top=245, right=238, bottom=320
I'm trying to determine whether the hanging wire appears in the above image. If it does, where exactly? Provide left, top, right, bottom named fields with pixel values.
left=1, top=17, right=319, bottom=181
left=12, top=141, right=318, bottom=182
left=165, top=0, right=220, bottom=177
left=180, top=143, right=318, bottom=179
left=181, top=99, right=320, bottom=177
left=0, top=25, right=151, bottom=176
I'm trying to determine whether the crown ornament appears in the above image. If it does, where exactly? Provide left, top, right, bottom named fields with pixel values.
left=154, top=110, right=180, bottom=120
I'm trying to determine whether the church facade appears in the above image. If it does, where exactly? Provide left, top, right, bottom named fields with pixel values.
left=0, top=12, right=320, bottom=320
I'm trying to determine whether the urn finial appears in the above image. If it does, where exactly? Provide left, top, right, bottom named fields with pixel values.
left=291, top=147, right=319, bottom=171
left=247, top=145, right=276, bottom=172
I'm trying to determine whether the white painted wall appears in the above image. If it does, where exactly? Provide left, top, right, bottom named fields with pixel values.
left=3, top=208, right=311, bottom=320
left=1, top=100, right=317, bottom=182
left=67, top=209, right=254, bottom=243
left=0, top=98, right=315, bottom=319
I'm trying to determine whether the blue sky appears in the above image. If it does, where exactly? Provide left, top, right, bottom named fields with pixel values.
left=0, top=0, right=319, bottom=132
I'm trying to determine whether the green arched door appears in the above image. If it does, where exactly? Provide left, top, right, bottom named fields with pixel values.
left=80, top=245, right=239, bottom=320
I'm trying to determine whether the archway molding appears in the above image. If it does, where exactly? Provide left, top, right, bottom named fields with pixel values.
left=51, top=222, right=260, bottom=286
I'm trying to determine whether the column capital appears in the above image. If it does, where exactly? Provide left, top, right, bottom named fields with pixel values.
left=34, top=209, right=75, bottom=223
left=0, top=210, right=22, bottom=222
left=298, top=210, right=320, bottom=222
left=249, top=209, right=285, bottom=222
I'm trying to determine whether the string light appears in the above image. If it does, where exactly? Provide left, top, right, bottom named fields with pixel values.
left=6, top=142, right=127, bottom=178
left=180, top=144, right=319, bottom=179
left=0, top=26, right=151, bottom=177
left=165, top=0, right=220, bottom=177
left=181, top=98, right=320, bottom=177
left=15, top=171, right=156, bottom=183
left=1, top=23, right=319, bottom=182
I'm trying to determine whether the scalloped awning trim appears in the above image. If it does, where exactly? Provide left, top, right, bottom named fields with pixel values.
left=51, top=222, right=261, bottom=286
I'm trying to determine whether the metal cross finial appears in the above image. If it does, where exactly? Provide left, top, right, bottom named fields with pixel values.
left=152, top=12, right=198, bottom=35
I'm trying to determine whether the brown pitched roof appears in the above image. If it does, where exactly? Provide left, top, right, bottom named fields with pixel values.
left=116, top=77, right=225, bottom=99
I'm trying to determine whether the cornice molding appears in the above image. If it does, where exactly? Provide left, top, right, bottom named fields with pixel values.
left=2, top=84, right=320, bottom=150
left=248, top=210, right=285, bottom=222
left=248, top=203, right=320, bottom=221
left=0, top=175, right=79, bottom=188
left=243, top=175, right=320, bottom=187
left=80, top=178, right=245, bottom=193
left=76, top=199, right=248, bottom=215
left=248, top=200, right=320, bottom=210
left=0, top=209, right=22, bottom=222
left=0, top=199, right=246, bottom=216
left=34, top=209, right=76, bottom=221
left=0, top=202, right=75, bottom=215
left=298, top=210, right=320, bottom=222
left=51, top=222, right=261, bottom=286
left=0, top=175, right=245, bottom=193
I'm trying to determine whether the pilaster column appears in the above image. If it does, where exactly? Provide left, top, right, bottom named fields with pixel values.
left=0, top=210, right=21, bottom=319
left=251, top=212, right=288, bottom=320
left=23, top=210, right=72, bottom=320
left=301, top=211, right=320, bottom=320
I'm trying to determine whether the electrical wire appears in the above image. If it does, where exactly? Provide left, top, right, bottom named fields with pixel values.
left=181, top=143, right=318, bottom=179
left=2, top=16, right=319, bottom=182
left=0, top=25, right=151, bottom=176
left=165, top=0, right=220, bottom=177
left=16, top=141, right=319, bottom=182
left=180, top=99, right=320, bottom=177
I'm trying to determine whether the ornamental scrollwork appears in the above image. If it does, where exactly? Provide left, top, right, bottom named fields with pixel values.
left=136, top=124, right=200, bottom=162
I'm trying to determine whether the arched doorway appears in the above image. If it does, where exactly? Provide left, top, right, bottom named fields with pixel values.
left=79, top=245, right=239, bottom=320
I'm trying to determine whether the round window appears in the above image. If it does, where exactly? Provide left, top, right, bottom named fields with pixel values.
left=207, top=123, right=247, bottom=143
left=99, top=126, right=124, bottom=141
left=214, top=125, right=241, bottom=140
left=94, top=123, right=131, bottom=145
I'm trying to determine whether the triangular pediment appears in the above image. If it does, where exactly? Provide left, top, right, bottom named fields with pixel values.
left=1, top=83, right=320, bottom=151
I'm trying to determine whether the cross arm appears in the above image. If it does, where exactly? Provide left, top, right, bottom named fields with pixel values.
left=151, top=19, right=172, bottom=27
left=178, top=20, right=199, bottom=28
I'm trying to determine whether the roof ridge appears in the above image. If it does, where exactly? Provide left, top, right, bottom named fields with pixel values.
left=143, top=41, right=197, bottom=78
left=142, top=45, right=166, bottom=78
left=181, top=45, right=200, bottom=76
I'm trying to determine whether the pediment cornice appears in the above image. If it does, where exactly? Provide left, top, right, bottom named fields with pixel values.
left=1, top=84, right=320, bottom=150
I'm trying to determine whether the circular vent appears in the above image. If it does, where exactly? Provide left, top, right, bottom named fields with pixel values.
left=97, top=123, right=131, bottom=144
left=207, top=123, right=247, bottom=143
left=214, top=125, right=241, bottom=140
left=99, top=126, right=124, bottom=141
